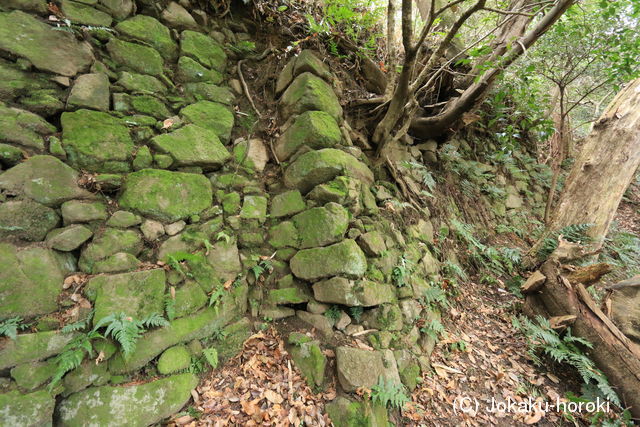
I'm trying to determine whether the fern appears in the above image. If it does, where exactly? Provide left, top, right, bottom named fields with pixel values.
left=537, top=223, right=593, bottom=260
left=61, top=310, right=94, bottom=334
left=349, top=306, right=364, bottom=322
left=370, top=377, right=410, bottom=410
left=164, top=293, right=176, bottom=321
left=93, top=312, right=168, bottom=358
left=420, top=319, right=446, bottom=340
left=421, top=285, right=449, bottom=309
left=208, top=284, right=226, bottom=311
left=391, top=255, right=412, bottom=288
left=202, top=348, right=219, bottom=369
left=49, top=330, right=102, bottom=391
left=513, top=315, right=621, bottom=406
left=0, top=317, right=29, bottom=340
left=324, top=305, right=342, bottom=321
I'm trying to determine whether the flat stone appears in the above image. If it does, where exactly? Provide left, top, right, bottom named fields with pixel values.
left=270, top=190, right=306, bottom=218
left=292, top=202, right=349, bottom=249
left=0, top=11, right=93, bottom=76
left=116, top=72, right=166, bottom=94
left=0, top=243, right=64, bottom=318
left=276, top=50, right=332, bottom=94
left=239, top=195, right=268, bottom=222
left=358, top=231, right=387, bottom=257
left=296, top=310, right=334, bottom=338
left=233, top=138, right=269, bottom=172
left=0, top=104, right=55, bottom=150
left=107, top=38, right=164, bottom=77
left=180, top=30, right=226, bottom=71
left=61, top=200, right=108, bottom=224
left=290, top=239, right=367, bottom=281
left=0, top=199, right=59, bottom=242
left=92, top=252, right=141, bottom=274
left=157, top=345, right=191, bottom=374
left=60, top=0, right=112, bottom=26
left=87, top=269, right=165, bottom=325
left=57, top=374, right=198, bottom=426
left=115, top=15, right=177, bottom=60
left=180, top=101, right=234, bottom=142
left=313, top=277, right=396, bottom=307
left=67, top=73, right=110, bottom=111
left=151, top=124, right=230, bottom=168
left=176, top=56, right=223, bottom=84
left=140, top=219, right=164, bottom=240
left=164, top=220, right=186, bottom=236
left=0, top=330, right=75, bottom=370
left=10, top=360, right=56, bottom=390
left=161, top=2, right=198, bottom=30
left=106, top=210, right=141, bottom=228
left=0, top=155, right=92, bottom=206
left=119, top=169, right=212, bottom=222
left=61, top=110, right=134, bottom=173
left=0, top=390, right=55, bottom=426
left=206, top=239, right=242, bottom=282
left=78, top=227, right=143, bottom=273
left=46, top=225, right=93, bottom=251
left=284, top=148, right=374, bottom=194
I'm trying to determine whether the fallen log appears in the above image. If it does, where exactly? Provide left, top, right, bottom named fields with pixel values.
left=523, top=258, right=640, bottom=419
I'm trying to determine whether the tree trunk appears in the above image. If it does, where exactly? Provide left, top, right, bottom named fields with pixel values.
left=540, top=78, right=640, bottom=251
left=523, top=259, right=640, bottom=419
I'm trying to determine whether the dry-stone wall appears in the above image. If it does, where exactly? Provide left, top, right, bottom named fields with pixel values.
left=0, top=2, right=448, bottom=425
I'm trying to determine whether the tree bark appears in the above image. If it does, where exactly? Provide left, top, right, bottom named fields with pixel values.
left=523, top=259, right=640, bottom=419
left=410, top=0, right=574, bottom=138
left=539, top=78, right=640, bottom=251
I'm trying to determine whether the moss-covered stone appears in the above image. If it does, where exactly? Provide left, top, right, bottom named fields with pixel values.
left=280, top=72, right=342, bottom=120
left=119, top=169, right=213, bottom=222
left=2, top=0, right=48, bottom=14
left=0, top=199, right=59, bottom=242
left=61, top=109, right=134, bottom=173
left=0, top=104, right=55, bottom=150
left=292, top=202, right=349, bottom=249
left=180, top=30, right=226, bottom=71
left=222, top=192, right=241, bottom=215
left=67, top=73, right=110, bottom=111
left=288, top=333, right=326, bottom=388
left=0, top=389, right=55, bottom=426
left=57, top=373, right=198, bottom=426
left=0, top=11, right=93, bottom=76
left=115, top=15, right=177, bottom=60
left=267, top=221, right=299, bottom=249
left=10, top=360, right=56, bottom=391
left=106, top=211, right=141, bottom=228
left=362, top=304, right=403, bottom=331
left=326, top=396, right=389, bottom=427
left=173, top=280, right=208, bottom=318
left=290, top=239, right=367, bottom=281
left=239, top=195, right=268, bottom=222
left=86, top=269, right=165, bottom=324
left=213, top=317, right=252, bottom=363
left=284, top=148, right=374, bottom=194
left=0, top=243, right=64, bottom=319
left=106, top=38, right=164, bottom=77
left=176, top=56, right=223, bottom=84
left=129, top=94, right=170, bottom=119
left=61, top=200, right=108, bottom=224
left=154, top=153, right=174, bottom=169
left=157, top=345, right=191, bottom=374
left=184, top=82, right=234, bottom=105
left=336, top=347, right=400, bottom=392
left=109, top=283, right=247, bottom=373
left=276, top=50, right=333, bottom=94
left=92, top=252, right=141, bottom=274
left=275, top=111, right=341, bottom=160
left=62, top=360, right=109, bottom=396
left=94, top=173, right=123, bottom=191
left=0, top=155, right=91, bottom=206
left=394, top=349, right=421, bottom=391
left=116, top=72, right=166, bottom=94
left=151, top=124, right=230, bottom=168
left=180, top=101, right=234, bottom=142
left=358, top=231, right=387, bottom=257
left=0, top=143, right=23, bottom=167
left=78, top=227, right=143, bottom=273
left=0, top=330, right=75, bottom=370
left=268, top=287, right=309, bottom=305
left=312, top=277, right=396, bottom=307
left=60, top=0, right=112, bottom=26
left=46, top=224, right=93, bottom=251
left=270, top=190, right=306, bottom=218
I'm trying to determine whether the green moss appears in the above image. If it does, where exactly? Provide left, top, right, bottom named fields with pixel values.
left=268, top=288, right=309, bottom=305
left=288, top=336, right=326, bottom=388
left=78, top=228, right=143, bottom=273
left=176, top=56, right=223, bottom=84
left=107, top=38, right=164, bottom=77
left=269, top=190, right=306, bottom=218
left=119, top=169, right=213, bottom=222
left=275, top=111, right=341, bottom=160
left=180, top=30, right=226, bottom=71
left=292, top=203, right=349, bottom=249
left=10, top=360, right=56, bottom=390
left=211, top=318, right=252, bottom=363
left=129, top=95, right=170, bottom=119
left=173, top=280, right=208, bottom=318
left=116, top=72, right=167, bottom=94
left=0, top=389, right=55, bottom=426
left=267, top=221, right=299, bottom=249
left=180, top=101, right=234, bottom=142
left=115, top=15, right=177, bottom=60
left=60, top=0, right=112, bottom=26
left=62, top=360, right=110, bottom=396
left=0, top=330, right=75, bottom=370
left=184, top=82, right=234, bottom=104
left=61, top=110, right=134, bottom=173
left=61, top=200, right=108, bottom=224
left=239, top=195, right=268, bottom=222
left=290, top=239, right=367, bottom=281
left=222, top=192, right=241, bottom=215
left=157, top=345, right=191, bottom=374
left=0, top=199, right=60, bottom=242
left=151, top=124, right=230, bottom=168
left=280, top=72, right=342, bottom=120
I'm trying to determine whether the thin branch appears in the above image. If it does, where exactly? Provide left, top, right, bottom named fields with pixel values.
left=482, top=6, right=535, bottom=16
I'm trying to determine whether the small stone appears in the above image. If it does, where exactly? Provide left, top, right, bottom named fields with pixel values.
left=229, top=79, right=242, bottom=94
left=336, top=311, right=351, bottom=330
left=233, top=138, right=269, bottom=172
left=154, top=153, right=174, bottom=169
left=290, top=239, right=367, bottom=281
left=180, top=30, right=226, bottom=71
left=141, top=219, right=165, bottom=241
left=345, top=324, right=364, bottom=335
left=60, top=0, right=112, bottom=26
left=280, top=72, right=342, bottom=120
left=151, top=124, right=230, bottom=169
left=296, top=310, right=333, bottom=338
left=239, top=195, right=268, bottom=222
left=180, top=101, right=234, bottom=142
left=312, top=277, right=396, bottom=307
left=107, top=38, right=164, bottom=77
left=157, top=345, right=191, bottom=374
left=270, top=190, right=306, bottom=218
left=67, top=73, right=110, bottom=111
left=307, top=299, right=329, bottom=314
left=0, top=200, right=60, bottom=242
left=115, top=15, right=177, bottom=60
left=92, top=252, right=141, bottom=274
left=358, top=231, right=387, bottom=257
left=292, top=202, right=349, bottom=249
left=288, top=333, right=326, bottom=388
left=162, top=2, right=198, bottom=30
left=336, top=347, right=401, bottom=392
left=176, top=56, right=223, bottom=84
left=165, top=220, right=186, bottom=236
left=275, top=111, right=341, bottom=161
left=61, top=200, right=108, bottom=224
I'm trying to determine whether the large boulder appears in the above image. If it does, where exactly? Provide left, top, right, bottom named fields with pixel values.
left=0, top=243, right=64, bottom=318
left=290, top=239, right=367, bottom=281
left=61, top=110, right=134, bottom=173
left=119, top=169, right=212, bottom=222
left=115, top=15, right=177, bottom=60
left=0, top=199, right=59, bottom=241
left=275, top=111, right=341, bottom=161
left=312, top=278, right=396, bottom=307
left=284, top=148, right=374, bottom=194
left=280, top=72, right=342, bottom=120
left=86, top=269, right=166, bottom=325
left=57, top=374, right=198, bottom=427
left=292, top=203, right=349, bottom=249
left=0, top=11, right=93, bottom=76
left=0, top=155, right=91, bottom=206
left=151, top=124, right=230, bottom=168
left=0, top=390, right=55, bottom=426
left=335, top=347, right=401, bottom=392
